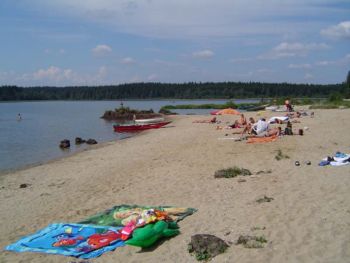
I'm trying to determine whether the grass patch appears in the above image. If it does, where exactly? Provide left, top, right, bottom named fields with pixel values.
left=188, top=234, right=229, bottom=261
left=309, top=104, right=340, bottom=109
left=275, top=149, right=290, bottom=161
left=309, top=99, right=350, bottom=109
left=256, top=196, right=274, bottom=203
left=251, top=226, right=266, bottom=231
left=236, top=235, right=268, bottom=248
left=161, top=101, right=238, bottom=110
left=214, top=166, right=252, bottom=178
left=256, top=169, right=272, bottom=175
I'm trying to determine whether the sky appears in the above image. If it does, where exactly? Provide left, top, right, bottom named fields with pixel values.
left=0, top=0, right=349, bottom=86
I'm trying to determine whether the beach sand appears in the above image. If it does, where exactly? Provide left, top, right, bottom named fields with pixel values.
left=1, top=109, right=350, bottom=262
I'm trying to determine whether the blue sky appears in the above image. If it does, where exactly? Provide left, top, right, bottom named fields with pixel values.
left=0, top=0, right=349, bottom=86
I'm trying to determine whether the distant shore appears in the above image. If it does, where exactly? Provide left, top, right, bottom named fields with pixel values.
left=1, top=110, right=350, bottom=263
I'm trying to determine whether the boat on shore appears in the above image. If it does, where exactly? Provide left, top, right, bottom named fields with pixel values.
left=134, top=117, right=165, bottom=124
left=113, top=121, right=171, bottom=132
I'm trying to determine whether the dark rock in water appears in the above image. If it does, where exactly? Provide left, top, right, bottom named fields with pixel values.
left=59, top=139, right=70, bottom=148
left=75, top=137, right=86, bottom=144
left=86, top=139, right=97, bottom=145
left=19, top=183, right=30, bottom=188
left=188, top=234, right=229, bottom=261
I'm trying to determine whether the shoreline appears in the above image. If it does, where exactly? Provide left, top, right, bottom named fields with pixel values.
left=0, top=129, right=147, bottom=177
left=1, top=111, right=350, bottom=263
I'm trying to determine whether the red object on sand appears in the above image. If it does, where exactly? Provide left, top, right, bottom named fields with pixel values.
left=113, top=121, right=171, bottom=132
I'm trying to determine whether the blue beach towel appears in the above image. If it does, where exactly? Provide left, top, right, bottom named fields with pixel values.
left=6, top=223, right=125, bottom=259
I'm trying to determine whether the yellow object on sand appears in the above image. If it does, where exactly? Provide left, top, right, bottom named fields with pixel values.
left=257, top=110, right=267, bottom=116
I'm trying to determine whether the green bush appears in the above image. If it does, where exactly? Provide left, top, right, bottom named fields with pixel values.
left=214, top=166, right=252, bottom=178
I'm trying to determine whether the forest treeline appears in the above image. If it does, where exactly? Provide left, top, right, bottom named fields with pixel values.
left=0, top=82, right=349, bottom=101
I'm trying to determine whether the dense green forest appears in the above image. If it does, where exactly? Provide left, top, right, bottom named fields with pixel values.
left=0, top=82, right=349, bottom=101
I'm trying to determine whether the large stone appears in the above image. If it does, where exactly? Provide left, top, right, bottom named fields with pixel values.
left=59, top=139, right=70, bottom=148
left=188, top=234, right=229, bottom=261
left=86, top=139, right=97, bottom=145
left=75, top=137, right=86, bottom=144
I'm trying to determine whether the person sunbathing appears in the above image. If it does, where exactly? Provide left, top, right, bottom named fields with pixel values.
left=268, top=116, right=289, bottom=124
left=244, top=126, right=282, bottom=139
left=226, top=120, right=241, bottom=129
left=266, top=127, right=282, bottom=136
left=286, top=111, right=301, bottom=118
left=193, top=116, right=217, bottom=123
left=240, top=117, right=255, bottom=136
left=238, top=114, right=247, bottom=126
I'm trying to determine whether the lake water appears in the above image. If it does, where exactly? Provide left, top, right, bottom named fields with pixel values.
left=0, top=99, right=258, bottom=172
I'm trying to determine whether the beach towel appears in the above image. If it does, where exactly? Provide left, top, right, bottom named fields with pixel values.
left=79, top=205, right=197, bottom=227
left=247, top=135, right=278, bottom=144
left=6, top=223, right=125, bottom=259
left=318, top=152, right=350, bottom=166
left=218, top=137, right=241, bottom=141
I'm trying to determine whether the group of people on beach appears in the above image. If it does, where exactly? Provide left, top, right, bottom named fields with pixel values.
left=223, top=112, right=304, bottom=139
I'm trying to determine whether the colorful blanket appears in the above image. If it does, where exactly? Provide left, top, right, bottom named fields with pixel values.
left=6, top=223, right=125, bottom=259
left=79, top=205, right=197, bottom=227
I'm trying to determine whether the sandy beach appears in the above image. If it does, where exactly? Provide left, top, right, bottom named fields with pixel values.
left=1, top=108, right=350, bottom=263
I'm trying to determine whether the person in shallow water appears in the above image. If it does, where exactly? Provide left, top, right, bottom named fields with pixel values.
left=17, top=113, right=22, bottom=121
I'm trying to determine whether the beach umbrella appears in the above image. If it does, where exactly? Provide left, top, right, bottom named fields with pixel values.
left=215, top=108, right=241, bottom=115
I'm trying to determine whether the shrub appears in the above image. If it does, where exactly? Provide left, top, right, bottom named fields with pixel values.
left=214, top=166, right=252, bottom=178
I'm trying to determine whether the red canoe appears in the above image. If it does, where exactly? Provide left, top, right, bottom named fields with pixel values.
left=113, top=121, right=171, bottom=132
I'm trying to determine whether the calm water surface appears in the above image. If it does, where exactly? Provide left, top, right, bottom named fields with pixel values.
left=0, top=99, right=258, bottom=172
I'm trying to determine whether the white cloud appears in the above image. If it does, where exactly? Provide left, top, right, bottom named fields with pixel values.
left=147, top=73, right=158, bottom=81
left=96, top=66, right=108, bottom=79
left=304, top=73, right=313, bottom=80
left=130, top=76, right=141, bottom=83
left=153, top=59, right=184, bottom=67
left=315, top=53, right=350, bottom=67
left=315, top=60, right=333, bottom=66
left=32, top=66, right=73, bottom=81
left=258, top=42, right=329, bottom=59
left=229, top=58, right=253, bottom=63
left=321, top=21, right=350, bottom=40
left=192, top=50, right=214, bottom=59
left=288, top=63, right=312, bottom=69
left=257, top=68, right=274, bottom=73
left=92, top=44, right=112, bottom=56
left=28, top=0, right=344, bottom=39
left=12, top=66, right=110, bottom=86
left=120, top=57, right=136, bottom=64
